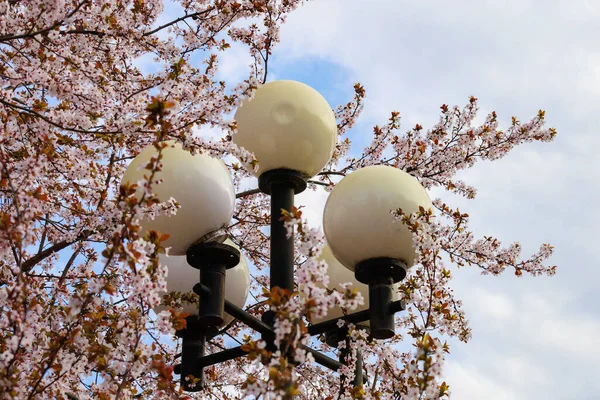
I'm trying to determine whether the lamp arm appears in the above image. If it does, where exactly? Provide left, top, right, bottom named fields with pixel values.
left=307, top=300, right=404, bottom=336
left=195, top=282, right=404, bottom=338
left=192, top=282, right=399, bottom=383
left=193, top=283, right=350, bottom=373
left=188, top=342, right=347, bottom=374
left=194, top=283, right=274, bottom=339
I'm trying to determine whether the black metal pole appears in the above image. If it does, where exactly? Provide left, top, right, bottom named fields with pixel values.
left=269, top=181, right=295, bottom=293
left=225, top=298, right=274, bottom=339
left=180, top=242, right=240, bottom=392
left=194, top=282, right=347, bottom=373
left=194, top=283, right=275, bottom=338
left=354, top=257, right=407, bottom=340
left=368, top=276, right=395, bottom=339
left=187, top=242, right=241, bottom=327
left=223, top=295, right=346, bottom=374
left=198, top=264, right=227, bottom=326
left=185, top=343, right=345, bottom=373
left=187, top=282, right=374, bottom=385
left=258, top=169, right=307, bottom=295
left=258, top=169, right=306, bottom=334
left=177, top=319, right=206, bottom=392
left=354, top=347, right=363, bottom=387
left=337, top=334, right=365, bottom=391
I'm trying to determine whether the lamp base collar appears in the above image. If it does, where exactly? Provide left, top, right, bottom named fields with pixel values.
left=355, top=257, right=407, bottom=284
left=258, top=168, right=307, bottom=195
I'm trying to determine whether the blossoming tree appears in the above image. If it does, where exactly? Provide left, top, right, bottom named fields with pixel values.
left=0, top=0, right=556, bottom=398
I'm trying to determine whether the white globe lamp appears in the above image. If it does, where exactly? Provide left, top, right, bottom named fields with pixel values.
left=121, top=141, right=235, bottom=255
left=233, top=80, right=337, bottom=179
left=323, top=165, right=433, bottom=273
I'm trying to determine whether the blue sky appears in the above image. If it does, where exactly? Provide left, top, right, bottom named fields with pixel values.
left=130, top=0, right=600, bottom=398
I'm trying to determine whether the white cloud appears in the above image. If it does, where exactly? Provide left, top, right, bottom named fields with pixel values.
left=445, top=360, right=520, bottom=400
left=216, top=42, right=255, bottom=83
left=447, top=285, right=600, bottom=398
left=273, top=0, right=600, bottom=398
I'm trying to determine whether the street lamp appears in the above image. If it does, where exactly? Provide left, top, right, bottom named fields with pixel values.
left=323, top=165, right=432, bottom=339
left=122, top=80, right=432, bottom=392
left=121, top=141, right=236, bottom=255
left=154, top=239, right=250, bottom=328
left=313, top=244, right=399, bottom=342
left=312, top=243, right=400, bottom=388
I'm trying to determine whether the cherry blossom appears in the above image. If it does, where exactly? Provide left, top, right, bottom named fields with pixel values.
left=0, top=0, right=556, bottom=398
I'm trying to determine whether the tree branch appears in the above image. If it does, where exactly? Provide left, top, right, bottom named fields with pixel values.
left=235, top=179, right=330, bottom=199
left=143, top=9, right=214, bottom=37
left=21, top=230, right=92, bottom=272
left=0, top=98, right=120, bottom=135
left=236, top=187, right=261, bottom=199
left=57, top=244, right=83, bottom=286
left=0, top=1, right=89, bottom=43
left=318, top=170, right=346, bottom=177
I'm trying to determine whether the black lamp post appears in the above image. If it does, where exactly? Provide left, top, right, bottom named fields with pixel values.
left=122, top=80, right=433, bottom=394
left=176, top=197, right=406, bottom=391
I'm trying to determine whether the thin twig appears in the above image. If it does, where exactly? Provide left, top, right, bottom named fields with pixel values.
left=21, top=230, right=92, bottom=272
left=143, top=8, right=214, bottom=37
left=236, top=187, right=261, bottom=199
left=57, top=244, right=83, bottom=286
left=0, top=98, right=120, bottom=135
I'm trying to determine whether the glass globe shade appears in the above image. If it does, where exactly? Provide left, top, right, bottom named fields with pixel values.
left=233, top=80, right=337, bottom=178
left=323, top=165, right=433, bottom=271
left=312, top=244, right=398, bottom=325
left=155, top=239, right=250, bottom=328
left=121, top=141, right=235, bottom=255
